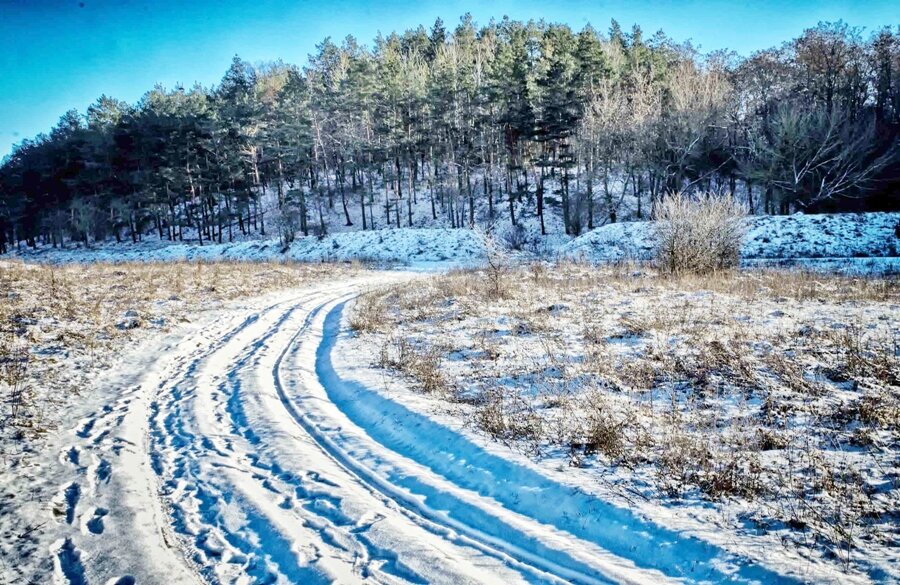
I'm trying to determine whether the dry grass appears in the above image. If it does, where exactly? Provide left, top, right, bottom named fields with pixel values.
left=0, top=260, right=357, bottom=435
left=378, top=335, right=453, bottom=397
left=349, top=289, right=392, bottom=333
left=474, top=385, right=544, bottom=452
left=351, top=260, right=900, bottom=572
left=663, top=268, right=900, bottom=303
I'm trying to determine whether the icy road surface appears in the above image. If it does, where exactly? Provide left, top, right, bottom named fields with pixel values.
left=44, top=272, right=802, bottom=585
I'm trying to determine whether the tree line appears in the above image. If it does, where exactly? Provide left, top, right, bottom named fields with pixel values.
left=1, top=16, right=898, bottom=253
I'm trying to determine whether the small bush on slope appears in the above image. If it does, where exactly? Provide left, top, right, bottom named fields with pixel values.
left=653, top=193, right=747, bottom=275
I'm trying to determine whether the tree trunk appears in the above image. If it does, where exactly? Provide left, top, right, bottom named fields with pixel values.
left=339, top=163, right=353, bottom=227
left=561, top=161, right=571, bottom=235
left=407, top=160, right=415, bottom=227
left=538, top=163, right=546, bottom=236
left=587, top=148, right=595, bottom=230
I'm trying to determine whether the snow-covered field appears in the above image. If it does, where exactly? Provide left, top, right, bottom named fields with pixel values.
left=1, top=211, right=898, bottom=584
left=0, top=262, right=361, bottom=584
left=8, top=227, right=489, bottom=269
left=347, top=265, right=899, bottom=584
left=2, top=265, right=727, bottom=585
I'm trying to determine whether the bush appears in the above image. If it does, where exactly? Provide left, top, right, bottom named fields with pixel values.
left=653, top=193, right=747, bottom=275
left=475, top=385, right=543, bottom=450
left=0, top=331, right=31, bottom=424
left=349, top=291, right=388, bottom=333
left=501, top=223, right=528, bottom=251
left=378, top=335, right=451, bottom=396
left=480, top=232, right=512, bottom=300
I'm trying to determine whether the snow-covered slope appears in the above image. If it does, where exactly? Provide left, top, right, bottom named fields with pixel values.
left=558, top=221, right=658, bottom=263
left=11, top=227, right=487, bottom=267
left=8, top=212, right=899, bottom=274
left=560, top=212, right=900, bottom=263
left=742, top=212, right=900, bottom=258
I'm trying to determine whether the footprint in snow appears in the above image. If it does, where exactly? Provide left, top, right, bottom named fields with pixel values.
left=51, top=537, right=87, bottom=585
left=83, top=507, right=108, bottom=535
left=94, top=458, right=112, bottom=484
left=91, top=429, right=111, bottom=446
left=75, top=418, right=96, bottom=439
left=352, top=511, right=386, bottom=533
left=60, top=446, right=81, bottom=467
left=51, top=482, right=80, bottom=525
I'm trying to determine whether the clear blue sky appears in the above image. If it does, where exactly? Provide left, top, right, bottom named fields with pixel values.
left=1, top=0, right=896, bottom=157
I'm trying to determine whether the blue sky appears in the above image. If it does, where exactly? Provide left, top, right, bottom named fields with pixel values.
left=1, top=0, right=896, bottom=157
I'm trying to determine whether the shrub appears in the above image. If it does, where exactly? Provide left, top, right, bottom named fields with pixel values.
left=0, top=331, right=31, bottom=424
left=480, top=232, right=512, bottom=300
left=475, top=385, right=543, bottom=450
left=349, top=291, right=388, bottom=333
left=379, top=335, right=451, bottom=396
left=582, top=399, right=626, bottom=459
left=501, top=223, right=528, bottom=251
left=653, top=193, right=747, bottom=275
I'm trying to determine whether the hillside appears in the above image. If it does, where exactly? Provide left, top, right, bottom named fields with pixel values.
left=10, top=211, right=900, bottom=274
left=561, top=212, right=900, bottom=273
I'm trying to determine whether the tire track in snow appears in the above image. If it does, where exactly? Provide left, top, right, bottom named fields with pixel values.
left=273, top=297, right=629, bottom=585
left=270, top=295, right=804, bottom=584
left=148, top=280, right=521, bottom=584
left=148, top=291, right=331, bottom=583
left=46, top=294, right=293, bottom=585
left=48, top=272, right=804, bottom=585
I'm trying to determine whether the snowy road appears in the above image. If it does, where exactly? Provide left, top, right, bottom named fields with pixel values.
left=45, top=272, right=801, bottom=585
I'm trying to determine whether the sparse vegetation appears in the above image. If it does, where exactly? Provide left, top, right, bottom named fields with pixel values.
left=0, top=260, right=357, bottom=436
left=351, top=262, right=900, bottom=575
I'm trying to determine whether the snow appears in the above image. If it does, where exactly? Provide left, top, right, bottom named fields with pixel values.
left=560, top=212, right=900, bottom=273
left=741, top=212, right=900, bottom=259
left=326, top=302, right=805, bottom=584
left=558, top=221, right=658, bottom=263
left=9, top=227, right=488, bottom=269
left=2, top=211, right=898, bottom=583
left=3, top=273, right=553, bottom=584
left=340, top=265, right=899, bottom=584
left=9, top=212, right=899, bottom=275
left=0, top=268, right=826, bottom=584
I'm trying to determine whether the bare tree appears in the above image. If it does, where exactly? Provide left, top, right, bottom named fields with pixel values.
left=747, top=102, right=898, bottom=210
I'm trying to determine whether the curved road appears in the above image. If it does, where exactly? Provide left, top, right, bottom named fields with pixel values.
left=48, top=273, right=798, bottom=585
